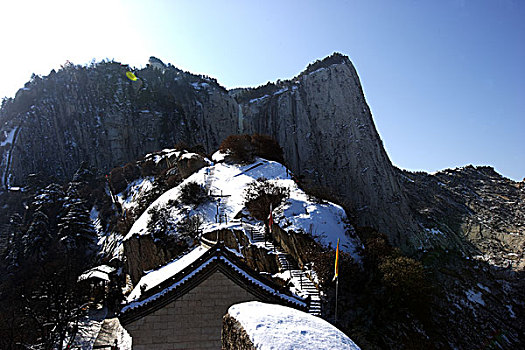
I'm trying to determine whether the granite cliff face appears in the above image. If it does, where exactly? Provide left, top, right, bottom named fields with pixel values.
left=0, top=60, right=238, bottom=186
left=235, top=55, right=420, bottom=249
left=0, top=54, right=423, bottom=250
left=1, top=54, right=522, bottom=258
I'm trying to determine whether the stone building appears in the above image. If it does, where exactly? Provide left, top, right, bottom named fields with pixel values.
left=119, top=242, right=306, bottom=349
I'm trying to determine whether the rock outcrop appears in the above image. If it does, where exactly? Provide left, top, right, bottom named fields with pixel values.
left=403, top=165, right=525, bottom=268
left=203, top=229, right=280, bottom=274
left=222, top=312, right=256, bottom=350
left=234, top=54, right=420, bottom=249
left=123, top=234, right=188, bottom=284
left=223, top=301, right=361, bottom=349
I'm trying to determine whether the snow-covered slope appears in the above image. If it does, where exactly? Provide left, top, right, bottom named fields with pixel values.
left=227, top=301, right=360, bottom=349
left=124, top=151, right=360, bottom=258
left=116, top=176, right=155, bottom=213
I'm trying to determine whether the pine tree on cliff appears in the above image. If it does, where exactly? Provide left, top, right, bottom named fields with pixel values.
left=3, top=213, right=24, bottom=271
left=22, top=211, right=52, bottom=262
left=31, top=183, right=66, bottom=228
left=58, top=184, right=96, bottom=253
left=57, top=164, right=97, bottom=253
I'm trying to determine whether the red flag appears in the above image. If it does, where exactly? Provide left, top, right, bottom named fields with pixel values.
left=268, top=203, right=273, bottom=233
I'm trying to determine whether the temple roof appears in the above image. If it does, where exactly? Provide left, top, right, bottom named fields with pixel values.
left=119, top=242, right=307, bottom=325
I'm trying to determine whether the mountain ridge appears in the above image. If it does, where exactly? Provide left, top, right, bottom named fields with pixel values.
left=0, top=53, right=522, bottom=264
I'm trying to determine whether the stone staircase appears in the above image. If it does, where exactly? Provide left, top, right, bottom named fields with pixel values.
left=251, top=227, right=265, bottom=243
left=249, top=225, right=322, bottom=316
left=277, top=253, right=294, bottom=271
left=290, top=270, right=321, bottom=316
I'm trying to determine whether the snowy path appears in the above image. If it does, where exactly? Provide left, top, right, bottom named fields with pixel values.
left=249, top=225, right=322, bottom=316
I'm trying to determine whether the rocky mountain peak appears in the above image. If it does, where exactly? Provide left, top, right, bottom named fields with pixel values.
left=0, top=54, right=519, bottom=258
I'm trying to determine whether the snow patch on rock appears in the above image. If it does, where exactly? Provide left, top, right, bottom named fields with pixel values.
left=465, top=289, right=485, bottom=306
left=228, top=301, right=360, bottom=350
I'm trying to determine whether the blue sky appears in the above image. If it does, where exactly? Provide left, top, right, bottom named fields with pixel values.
left=1, top=0, right=523, bottom=180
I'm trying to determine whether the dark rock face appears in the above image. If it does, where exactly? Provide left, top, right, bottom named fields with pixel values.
left=0, top=61, right=238, bottom=186
left=222, top=313, right=255, bottom=350
left=428, top=256, right=525, bottom=349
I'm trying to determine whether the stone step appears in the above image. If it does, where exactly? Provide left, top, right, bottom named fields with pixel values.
left=296, top=279, right=314, bottom=284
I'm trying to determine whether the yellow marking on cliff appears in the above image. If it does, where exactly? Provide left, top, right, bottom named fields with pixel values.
left=126, top=71, right=138, bottom=81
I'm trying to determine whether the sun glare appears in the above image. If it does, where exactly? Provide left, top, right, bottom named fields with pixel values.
left=0, top=0, right=148, bottom=98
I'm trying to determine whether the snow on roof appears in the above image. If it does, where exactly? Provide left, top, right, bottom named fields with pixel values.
left=124, top=156, right=360, bottom=258
left=220, top=256, right=306, bottom=308
left=123, top=255, right=217, bottom=313
left=96, top=265, right=116, bottom=274
left=122, top=252, right=306, bottom=314
left=127, top=245, right=209, bottom=302
left=228, top=301, right=360, bottom=350
left=79, top=270, right=110, bottom=282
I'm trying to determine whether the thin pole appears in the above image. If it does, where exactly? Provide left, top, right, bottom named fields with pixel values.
left=335, top=278, right=339, bottom=323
